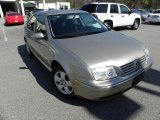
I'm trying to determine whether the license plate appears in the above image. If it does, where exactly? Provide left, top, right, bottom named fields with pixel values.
left=132, top=72, right=144, bottom=86
left=15, top=20, right=18, bottom=23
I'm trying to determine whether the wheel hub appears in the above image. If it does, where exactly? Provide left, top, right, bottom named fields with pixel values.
left=54, top=71, right=73, bottom=95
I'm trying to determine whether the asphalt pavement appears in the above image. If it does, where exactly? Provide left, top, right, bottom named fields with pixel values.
left=0, top=18, right=159, bottom=120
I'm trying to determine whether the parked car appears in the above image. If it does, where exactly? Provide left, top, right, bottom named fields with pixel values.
left=81, top=2, right=141, bottom=30
left=146, top=9, right=160, bottom=24
left=5, top=12, right=24, bottom=25
left=146, top=9, right=155, bottom=13
left=137, top=9, right=150, bottom=20
left=153, top=9, right=160, bottom=14
left=131, top=9, right=150, bottom=21
left=24, top=10, right=152, bottom=100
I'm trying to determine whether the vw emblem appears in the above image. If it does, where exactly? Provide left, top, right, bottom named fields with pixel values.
left=134, top=59, right=141, bottom=70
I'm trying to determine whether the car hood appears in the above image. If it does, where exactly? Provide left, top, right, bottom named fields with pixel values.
left=150, top=13, right=160, bottom=16
left=58, top=31, right=145, bottom=68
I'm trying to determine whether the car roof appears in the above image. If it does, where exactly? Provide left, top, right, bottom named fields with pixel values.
left=35, top=9, right=87, bottom=16
left=6, top=12, right=18, bottom=14
left=89, top=2, right=122, bottom=5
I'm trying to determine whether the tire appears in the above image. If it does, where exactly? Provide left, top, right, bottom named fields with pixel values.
left=104, top=21, right=113, bottom=30
left=131, top=19, right=140, bottom=30
left=52, top=66, right=75, bottom=98
left=5, top=22, right=8, bottom=26
left=25, top=41, right=33, bottom=57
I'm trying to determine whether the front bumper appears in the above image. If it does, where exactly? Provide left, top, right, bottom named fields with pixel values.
left=7, top=19, right=24, bottom=24
left=72, top=60, right=152, bottom=100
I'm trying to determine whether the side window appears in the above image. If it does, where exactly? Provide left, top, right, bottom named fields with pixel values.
left=97, top=4, right=108, bottom=13
left=81, top=4, right=97, bottom=13
left=82, top=14, right=95, bottom=25
left=35, top=14, right=46, bottom=35
left=110, top=4, right=119, bottom=13
left=120, top=5, right=129, bottom=14
left=27, top=15, right=36, bottom=31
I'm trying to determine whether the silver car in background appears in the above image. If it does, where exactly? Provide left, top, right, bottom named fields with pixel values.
left=24, top=10, right=152, bottom=100
left=146, top=9, right=160, bottom=24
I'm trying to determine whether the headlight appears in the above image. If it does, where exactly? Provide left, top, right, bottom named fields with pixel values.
left=91, top=66, right=117, bottom=80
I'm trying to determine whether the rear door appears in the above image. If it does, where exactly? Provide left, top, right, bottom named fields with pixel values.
left=95, top=4, right=108, bottom=22
left=109, top=4, right=122, bottom=27
left=25, top=15, right=37, bottom=54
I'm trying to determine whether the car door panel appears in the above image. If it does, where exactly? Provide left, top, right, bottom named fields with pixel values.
left=109, top=4, right=122, bottom=27
left=120, top=5, right=133, bottom=26
left=33, top=14, right=50, bottom=67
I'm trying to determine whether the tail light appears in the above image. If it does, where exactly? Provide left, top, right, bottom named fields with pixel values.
left=7, top=16, right=13, bottom=20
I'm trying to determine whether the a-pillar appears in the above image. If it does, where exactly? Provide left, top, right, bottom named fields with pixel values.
left=0, top=4, right=4, bottom=17
left=20, top=0, right=25, bottom=16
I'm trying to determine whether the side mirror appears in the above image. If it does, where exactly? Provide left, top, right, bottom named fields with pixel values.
left=91, top=13, right=98, bottom=18
left=33, top=32, right=44, bottom=39
left=128, top=11, right=132, bottom=14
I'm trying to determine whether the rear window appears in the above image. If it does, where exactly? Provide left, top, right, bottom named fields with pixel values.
left=7, top=13, right=21, bottom=16
left=97, top=4, right=108, bottom=13
left=81, top=4, right=97, bottom=13
left=154, top=10, right=160, bottom=13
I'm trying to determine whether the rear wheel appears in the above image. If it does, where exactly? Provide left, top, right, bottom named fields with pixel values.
left=52, top=66, right=75, bottom=98
left=104, top=21, right=113, bottom=30
left=131, top=19, right=140, bottom=30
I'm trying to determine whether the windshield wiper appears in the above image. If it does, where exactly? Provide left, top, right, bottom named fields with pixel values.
left=56, top=34, right=81, bottom=39
left=84, top=30, right=106, bottom=35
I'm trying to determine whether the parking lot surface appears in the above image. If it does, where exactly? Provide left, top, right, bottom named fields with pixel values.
left=0, top=18, right=159, bottom=120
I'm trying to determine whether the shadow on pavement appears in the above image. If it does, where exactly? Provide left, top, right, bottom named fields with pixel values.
left=113, top=26, right=132, bottom=31
left=17, top=44, right=160, bottom=120
left=134, top=69, right=160, bottom=97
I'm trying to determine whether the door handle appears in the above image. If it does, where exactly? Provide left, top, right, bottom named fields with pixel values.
left=122, top=15, right=124, bottom=17
left=111, top=15, right=113, bottom=17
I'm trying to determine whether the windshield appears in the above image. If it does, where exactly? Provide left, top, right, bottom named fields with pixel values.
left=48, top=13, right=108, bottom=39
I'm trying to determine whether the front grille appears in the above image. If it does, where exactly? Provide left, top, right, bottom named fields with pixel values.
left=120, top=55, right=146, bottom=76
left=152, top=15, right=159, bottom=18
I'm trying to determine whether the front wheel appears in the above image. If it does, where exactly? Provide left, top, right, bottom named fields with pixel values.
left=131, top=19, right=140, bottom=30
left=52, top=66, right=75, bottom=98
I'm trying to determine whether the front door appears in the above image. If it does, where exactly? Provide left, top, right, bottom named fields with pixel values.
left=119, top=5, right=133, bottom=26
left=33, top=14, right=50, bottom=67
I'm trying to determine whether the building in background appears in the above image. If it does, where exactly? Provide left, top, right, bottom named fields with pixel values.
left=0, top=0, right=36, bottom=17
left=0, top=0, right=70, bottom=18
left=38, top=2, right=70, bottom=10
